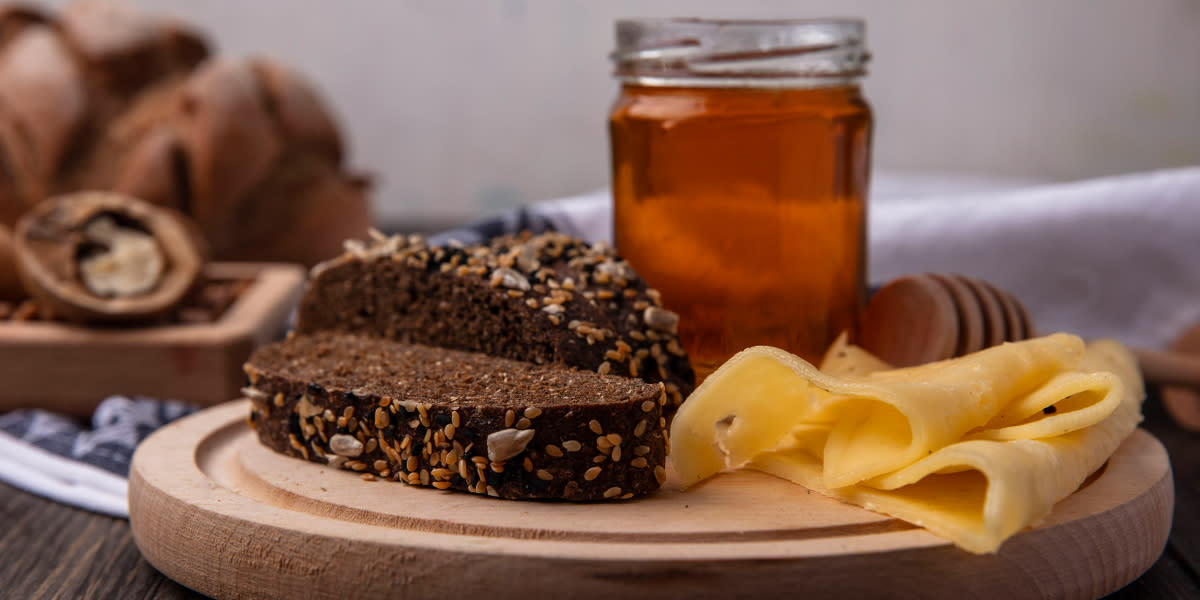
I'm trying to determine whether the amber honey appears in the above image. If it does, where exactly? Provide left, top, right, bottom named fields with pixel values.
left=608, top=19, right=873, bottom=378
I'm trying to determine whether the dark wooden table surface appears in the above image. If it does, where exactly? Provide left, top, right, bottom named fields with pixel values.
left=1, top=388, right=1196, bottom=600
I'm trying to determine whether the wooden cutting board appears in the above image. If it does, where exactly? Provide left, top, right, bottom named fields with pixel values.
left=129, top=399, right=1173, bottom=600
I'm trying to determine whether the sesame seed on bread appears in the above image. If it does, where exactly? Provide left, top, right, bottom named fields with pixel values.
left=244, top=331, right=670, bottom=501
left=296, top=230, right=696, bottom=412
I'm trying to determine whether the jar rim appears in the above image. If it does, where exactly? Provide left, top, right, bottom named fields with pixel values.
left=616, top=17, right=865, bottom=27
left=611, top=17, right=869, bottom=88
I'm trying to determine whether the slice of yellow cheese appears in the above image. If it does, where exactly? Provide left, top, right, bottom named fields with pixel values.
left=671, top=333, right=1086, bottom=489
left=967, top=371, right=1123, bottom=442
left=670, top=336, right=1144, bottom=554
left=819, top=332, right=894, bottom=378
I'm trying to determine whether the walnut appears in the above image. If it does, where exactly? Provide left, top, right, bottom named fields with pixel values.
left=12, top=191, right=206, bottom=323
left=77, top=216, right=165, bottom=297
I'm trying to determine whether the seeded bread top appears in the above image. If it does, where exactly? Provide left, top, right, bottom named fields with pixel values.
left=246, top=331, right=664, bottom=410
left=298, top=230, right=695, bottom=410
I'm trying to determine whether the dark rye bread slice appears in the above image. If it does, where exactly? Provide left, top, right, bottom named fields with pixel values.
left=296, top=231, right=696, bottom=412
left=244, top=331, right=670, bottom=501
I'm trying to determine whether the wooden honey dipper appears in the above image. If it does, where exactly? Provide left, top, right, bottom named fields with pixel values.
left=860, top=273, right=1200, bottom=431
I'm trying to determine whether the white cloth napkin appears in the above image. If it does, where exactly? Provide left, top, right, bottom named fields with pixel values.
left=535, top=167, right=1200, bottom=351
left=870, top=168, right=1200, bottom=350
left=0, top=396, right=196, bottom=518
left=0, top=430, right=129, bottom=517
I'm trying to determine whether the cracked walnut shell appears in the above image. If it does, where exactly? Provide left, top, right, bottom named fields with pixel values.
left=13, top=191, right=206, bottom=323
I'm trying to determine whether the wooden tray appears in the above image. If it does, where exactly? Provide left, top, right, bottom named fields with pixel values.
left=129, top=400, right=1174, bottom=600
left=0, top=263, right=305, bottom=415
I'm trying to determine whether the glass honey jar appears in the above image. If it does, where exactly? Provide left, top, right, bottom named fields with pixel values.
left=609, top=18, right=872, bottom=379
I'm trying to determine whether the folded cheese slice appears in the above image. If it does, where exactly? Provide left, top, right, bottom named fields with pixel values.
left=671, top=333, right=1086, bottom=489
left=670, top=335, right=1144, bottom=554
left=751, top=340, right=1142, bottom=553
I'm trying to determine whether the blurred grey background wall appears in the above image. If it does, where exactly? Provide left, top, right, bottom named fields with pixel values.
left=34, top=0, right=1200, bottom=226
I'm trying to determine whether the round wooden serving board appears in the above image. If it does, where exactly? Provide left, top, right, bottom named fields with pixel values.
left=129, top=400, right=1173, bottom=600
